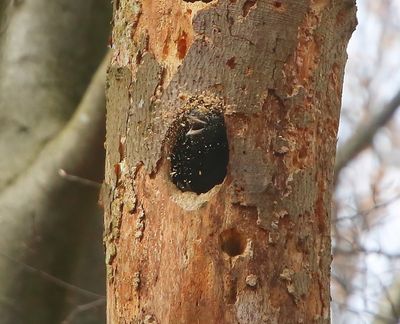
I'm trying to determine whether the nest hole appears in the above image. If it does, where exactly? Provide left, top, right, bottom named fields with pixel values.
left=170, top=109, right=229, bottom=194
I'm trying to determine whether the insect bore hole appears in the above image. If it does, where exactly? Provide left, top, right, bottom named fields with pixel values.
left=220, top=228, right=246, bottom=257
left=170, top=109, right=229, bottom=194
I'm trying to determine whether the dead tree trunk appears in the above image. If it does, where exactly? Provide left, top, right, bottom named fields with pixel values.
left=104, top=1, right=356, bottom=322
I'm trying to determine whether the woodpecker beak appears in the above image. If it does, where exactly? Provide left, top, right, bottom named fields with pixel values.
left=186, top=114, right=207, bottom=136
left=186, top=127, right=205, bottom=136
left=187, top=115, right=207, bottom=125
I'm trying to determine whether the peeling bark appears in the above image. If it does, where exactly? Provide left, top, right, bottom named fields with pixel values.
left=105, top=0, right=356, bottom=322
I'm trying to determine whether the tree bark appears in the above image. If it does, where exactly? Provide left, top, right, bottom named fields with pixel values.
left=104, top=0, right=356, bottom=322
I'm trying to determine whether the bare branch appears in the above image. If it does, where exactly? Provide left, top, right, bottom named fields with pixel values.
left=335, top=89, right=400, bottom=174
left=0, top=252, right=104, bottom=300
left=61, top=298, right=105, bottom=324
left=373, top=277, right=400, bottom=324
left=334, top=194, right=400, bottom=223
left=0, top=52, right=110, bottom=322
left=58, top=169, right=101, bottom=189
left=0, top=0, right=111, bottom=192
left=333, top=246, right=400, bottom=259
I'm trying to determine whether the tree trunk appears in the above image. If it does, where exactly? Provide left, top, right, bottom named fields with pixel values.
left=104, top=0, right=356, bottom=322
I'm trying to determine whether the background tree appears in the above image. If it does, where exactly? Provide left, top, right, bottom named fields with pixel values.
left=104, top=0, right=355, bottom=322
left=332, top=1, right=400, bottom=323
left=0, top=1, right=111, bottom=323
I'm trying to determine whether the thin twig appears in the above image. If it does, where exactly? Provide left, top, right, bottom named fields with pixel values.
left=333, top=246, right=400, bottom=259
left=334, top=194, right=400, bottom=223
left=61, top=298, right=106, bottom=324
left=58, top=169, right=101, bottom=189
left=0, top=252, right=104, bottom=299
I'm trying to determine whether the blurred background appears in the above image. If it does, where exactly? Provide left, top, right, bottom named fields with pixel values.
left=0, top=1, right=400, bottom=323
left=0, top=1, right=111, bottom=323
left=333, top=1, right=400, bottom=323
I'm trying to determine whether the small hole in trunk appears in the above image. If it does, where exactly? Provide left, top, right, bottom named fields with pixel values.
left=220, top=228, right=246, bottom=257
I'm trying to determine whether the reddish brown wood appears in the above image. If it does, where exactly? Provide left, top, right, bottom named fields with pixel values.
left=104, top=0, right=356, bottom=322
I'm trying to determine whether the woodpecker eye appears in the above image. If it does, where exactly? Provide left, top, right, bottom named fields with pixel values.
left=170, top=109, right=229, bottom=194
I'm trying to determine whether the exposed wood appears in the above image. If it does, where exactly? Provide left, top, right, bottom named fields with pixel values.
left=105, top=0, right=356, bottom=322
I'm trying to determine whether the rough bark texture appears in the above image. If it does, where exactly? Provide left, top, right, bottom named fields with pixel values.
left=104, top=0, right=356, bottom=323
